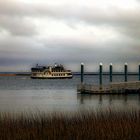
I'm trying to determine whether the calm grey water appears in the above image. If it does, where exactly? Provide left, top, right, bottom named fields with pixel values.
left=0, top=75, right=140, bottom=114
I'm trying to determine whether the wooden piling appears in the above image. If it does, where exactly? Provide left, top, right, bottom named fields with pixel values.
left=99, top=63, right=103, bottom=87
left=81, top=63, right=84, bottom=84
left=110, top=63, right=113, bottom=82
left=124, top=63, right=128, bottom=82
left=138, top=64, right=140, bottom=81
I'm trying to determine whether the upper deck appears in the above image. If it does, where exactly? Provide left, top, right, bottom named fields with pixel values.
left=31, top=64, right=72, bottom=73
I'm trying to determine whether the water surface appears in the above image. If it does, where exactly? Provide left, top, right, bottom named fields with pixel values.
left=0, top=75, right=140, bottom=114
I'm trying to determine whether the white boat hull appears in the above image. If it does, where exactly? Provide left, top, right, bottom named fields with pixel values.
left=31, top=75, right=73, bottom=79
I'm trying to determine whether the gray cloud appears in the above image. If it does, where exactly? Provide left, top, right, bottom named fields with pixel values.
left=0, top=0, right=140, bottom=71
left=0, top=0, right=140, bottom=23
left=41, top=37, right=140, bottom=63
left=0, top=0, right=140, bottom=38
left=0, top=16, right=37, bottom=36
left=0, top=33, right=140, bottom=71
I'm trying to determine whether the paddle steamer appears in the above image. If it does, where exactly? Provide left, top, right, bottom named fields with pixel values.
left=31, top=64, right=73, bottom=79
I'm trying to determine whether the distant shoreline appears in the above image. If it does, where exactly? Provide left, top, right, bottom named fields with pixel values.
left=0, top=73, right=31, bottom=76
left=0, top=73, right=17, bottom=76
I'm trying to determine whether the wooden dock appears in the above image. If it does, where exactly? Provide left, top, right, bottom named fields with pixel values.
left=77, top=63, right=140, bottom=94
left=77, top=81, right=140, bottom=94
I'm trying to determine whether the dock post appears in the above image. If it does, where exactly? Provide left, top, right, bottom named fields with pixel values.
left=81, top=63, right=84, bottom=84
left=109, top=63, right=113, bottom=82
left=124, top=63, right=128, bottom=82
left=139, top=64, right=140, bottom=81
left=99, top=63, right=103, bottom=88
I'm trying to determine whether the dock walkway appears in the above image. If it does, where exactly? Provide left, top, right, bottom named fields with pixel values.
left=77, top=81, right=140, bottom=94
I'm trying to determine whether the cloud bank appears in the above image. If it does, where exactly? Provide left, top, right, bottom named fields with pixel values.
left=0, top=0, right=140, bottom=72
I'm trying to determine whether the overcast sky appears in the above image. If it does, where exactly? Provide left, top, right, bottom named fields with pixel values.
left=0, top=0, right=140, bottom=72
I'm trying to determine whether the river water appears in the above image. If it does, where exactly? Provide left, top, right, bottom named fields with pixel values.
left=0, top=75, right=140, bottom=114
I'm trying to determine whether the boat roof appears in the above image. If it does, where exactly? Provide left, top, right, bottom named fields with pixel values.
left=31, top=63, right=65, bottom=70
